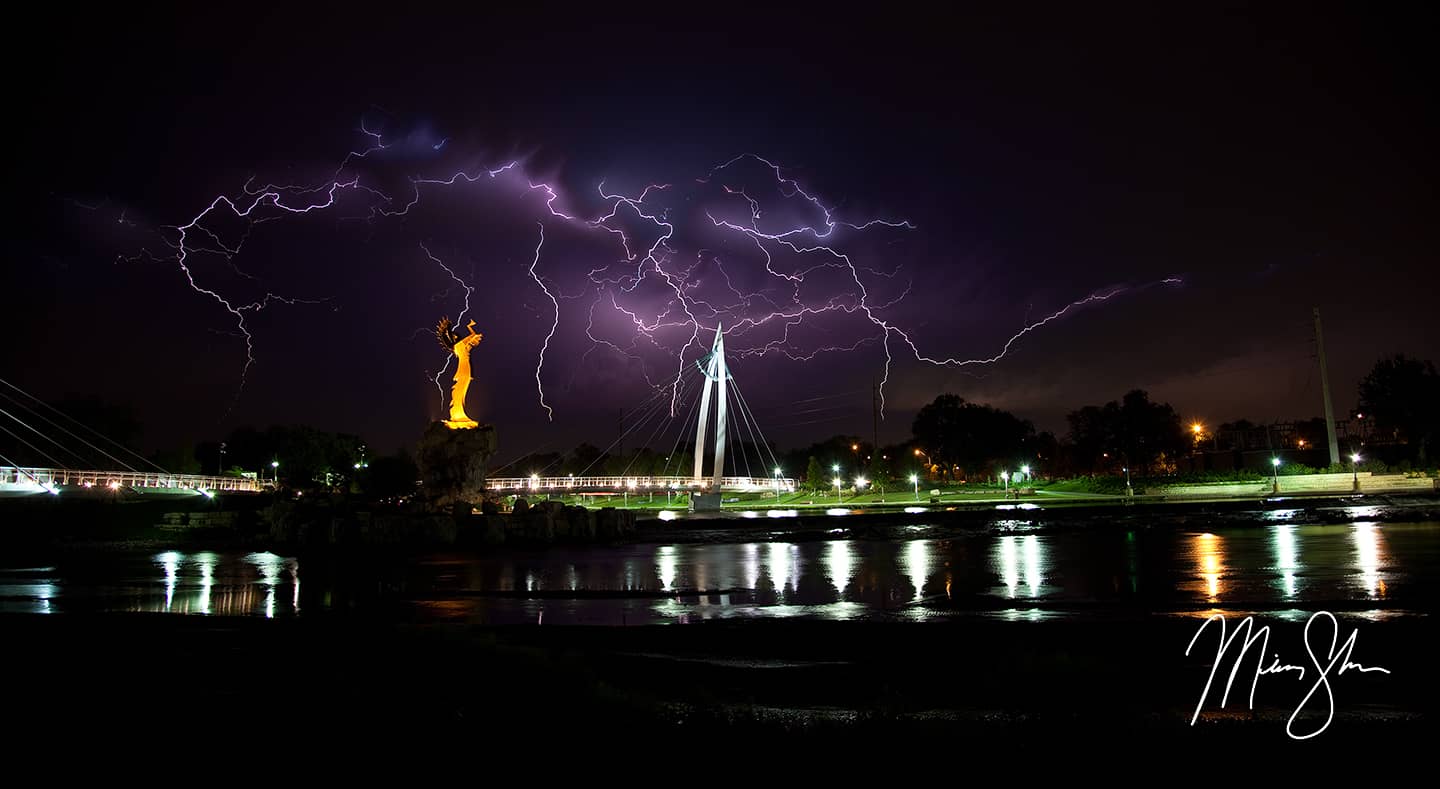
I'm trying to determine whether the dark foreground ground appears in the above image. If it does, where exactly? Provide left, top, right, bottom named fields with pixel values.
left=2, top=611, right=1433, bottom=765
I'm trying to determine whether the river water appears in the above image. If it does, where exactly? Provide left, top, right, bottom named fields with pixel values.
left=4, top=519, right=1437, bottom=624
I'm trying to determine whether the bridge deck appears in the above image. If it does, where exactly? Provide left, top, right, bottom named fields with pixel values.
left=487, top=475, right=796, bottom=494
left=2, top=466, right=261, bottom=493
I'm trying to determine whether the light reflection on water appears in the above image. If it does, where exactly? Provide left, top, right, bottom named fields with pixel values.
left=0, top=521, right=1434, bottom=624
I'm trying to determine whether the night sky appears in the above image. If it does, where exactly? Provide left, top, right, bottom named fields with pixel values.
left=5, top=5, right=1434, bottom=460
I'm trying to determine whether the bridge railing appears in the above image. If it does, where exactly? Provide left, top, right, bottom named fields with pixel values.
left=486, top=475, right=796, bottom=493
left=1, top=466, right=261, bottom=493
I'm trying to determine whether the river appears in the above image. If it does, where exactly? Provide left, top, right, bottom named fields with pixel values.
left=4, top=519, right=1437, bottom=624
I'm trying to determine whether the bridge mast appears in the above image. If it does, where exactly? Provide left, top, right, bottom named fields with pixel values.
left=692, top=324, right=728, bottom=488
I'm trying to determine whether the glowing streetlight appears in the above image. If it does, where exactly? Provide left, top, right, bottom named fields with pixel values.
left=1271, top=457, right=1281, bottom=493
left=1020, top=464, right=1031, bottom=482
left=834, top=476, right=843, bottom=503
left=773, top=466, right=783, bottom=500
left=855, top=476, right=868, bottom=493
left=1351, top=452, right=1361, bottom=491
left=529, top=473, right=538, bottom=490
left=1000, top=469, right=1010, bottom=494
left=910, top=473, right=919, bottom=501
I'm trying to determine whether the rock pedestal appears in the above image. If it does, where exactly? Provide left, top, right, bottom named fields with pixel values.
left=416, top=421, right=498, bottom=510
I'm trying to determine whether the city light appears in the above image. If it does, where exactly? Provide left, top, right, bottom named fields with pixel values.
left=910, top=473, right=919, bottom=501
left=1191, top=423, right=1203, bottom=434
left=855, top=476, right=868, bottom=489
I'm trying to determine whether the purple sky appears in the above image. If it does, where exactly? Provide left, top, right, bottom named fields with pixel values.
left=4, top=6, right=1434, bottom=458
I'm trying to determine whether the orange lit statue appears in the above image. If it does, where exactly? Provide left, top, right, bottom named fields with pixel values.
left=436, top=317, right=484, bottom=429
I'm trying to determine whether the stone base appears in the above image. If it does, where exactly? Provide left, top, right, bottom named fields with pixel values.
left=416, top=421, right=498, bottom=510
left=689, top=493, right=722, bottom=512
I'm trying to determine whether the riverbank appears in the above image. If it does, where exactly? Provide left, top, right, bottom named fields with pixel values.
left=4, top=488, right=1439, bottom=558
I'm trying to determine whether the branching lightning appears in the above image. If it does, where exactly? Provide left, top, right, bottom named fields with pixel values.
left=113, top=122, right=1180, bottom=422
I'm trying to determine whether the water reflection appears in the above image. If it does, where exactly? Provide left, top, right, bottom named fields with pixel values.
left=247, top=552, right=282, bottom=619
left=824, top=542, right=855, bottom=597
left=1352, top=523, right=1386, bottom=598
left=902, top=540, right=931, bottom=601
left=767, top=542, right=799, bottom=596
left=1193, top=533, right=1226, bottom=602
left=2, top=520, right=1435, bottom=623
left=161, top=551, right=180, bottom=611
left=657, top=546, right=676, bottom=592
left=196, top=552, right=215, bottom=615
left=1273, top=525, right=1300, bottom=598
left=995, top=534, right=1047, bottom=598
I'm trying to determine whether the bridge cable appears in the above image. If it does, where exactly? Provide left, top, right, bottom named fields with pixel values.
left=0, top=422, right=71, bottom=469
left=0, top=378, right=166, bottom=472
left=0, top=406, right=96, bottom=468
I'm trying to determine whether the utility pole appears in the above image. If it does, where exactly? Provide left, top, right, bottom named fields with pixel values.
left=1313, top=307, right=1341, bottom=466
left=871, top=378, right=879, bottom=470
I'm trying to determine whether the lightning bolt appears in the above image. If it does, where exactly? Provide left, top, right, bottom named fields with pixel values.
left=528, top=222, right=558, bottom=420
left=420, top=242, right=476, bottom=411
left=112, top=120, right=1177, bottom=424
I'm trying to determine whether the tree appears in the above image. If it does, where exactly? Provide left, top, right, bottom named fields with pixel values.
left=805, top=456, right=826, bottom=490
left=911, top=394, right=1034, bottom=479
left=365, top=452, right=419, bottom=499
left=564, top=443, right=606, bottom=475
left=1067, top=390, right=1184, bottom=475
left=1359, top=354, right=1440, bottom=462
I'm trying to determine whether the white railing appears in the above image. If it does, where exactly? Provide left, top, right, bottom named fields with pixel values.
left=1, top=466, right=261, bottom=493
left=487, top=475, right=796, bottom=494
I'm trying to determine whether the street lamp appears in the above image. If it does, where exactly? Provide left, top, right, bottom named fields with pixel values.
left=1020, top=464, right=1031, bottom=483
left=1123, top=466, right=1131, bottom=495
left=1351, top=452, right=1361, bottom=491
left=855, top=476, right=868, bottom=496
left=910, top=473, right=919, bottom=501
left=270, top=459, right=279, bottom=484
left=1271, top=457, right=1281, bottom=493
left=773, top=466, right=783, bottom=500
left=1000, top=469, right=1010, bottom=495
left=833, top=476, right=843, bottom=503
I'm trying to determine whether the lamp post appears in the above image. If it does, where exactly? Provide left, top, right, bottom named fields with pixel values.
left=855, top=476, right=868, bottom=499
left=913, top=448, right=931, bottom=479
left=1020, top=464, right=1031, bottom=484
left=270, top=459, right=279, bottom=485
left=1271, top=457, right=1281, bottom=494
left=1123, top=466, right=1132, bottom=497
left=910, top=473, right=919, bottom=501
left=773, top=467, right=783, bottom=500
left=1001, top=470, right=1010, bottom=495
left=834, top=476, right=843, bottom=504
left=1351, top=453, right=1361, bottom=492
